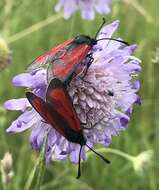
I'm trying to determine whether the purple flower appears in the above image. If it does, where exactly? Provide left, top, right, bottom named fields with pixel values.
left=55, top=0, right=112, bottom=20
left=4, top=20, right=141, bottom=163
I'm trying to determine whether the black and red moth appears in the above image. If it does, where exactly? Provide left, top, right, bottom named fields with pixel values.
left=26, top=78, right=110, bottom=179
left=27, top=19, right=129, bottom=85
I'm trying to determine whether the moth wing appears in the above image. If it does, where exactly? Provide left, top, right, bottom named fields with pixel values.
left=46, top=78, right=81, bottom=132
left=47, top=44, right=91, bottom=83
left=26, top=92, right=66, bottom=137
left=27, top=38, right=74, bottom=71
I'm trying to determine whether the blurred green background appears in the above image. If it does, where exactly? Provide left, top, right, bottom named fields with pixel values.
left=0, top=0, right=159, bottom=189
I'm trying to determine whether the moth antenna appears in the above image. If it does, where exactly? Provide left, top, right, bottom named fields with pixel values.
left=76, top=146, right=82, bottom=179
left=86, top=144, right=110, bottom=164
left=94, top=18, right=129, bottom=46
left=94, top=17, right=106, bottom=39
left=96, top=38, right=129, bottom=46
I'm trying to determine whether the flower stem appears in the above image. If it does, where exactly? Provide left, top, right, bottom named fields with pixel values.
left=7, top=13, right=63, bottom=44
left=2, top=183, right=7, bottom=190
left=87, top=147, right=134, bottom=162
left=34, top=133, right=48, bottom=190
left=3, top=0, right=13, bottom=37
left=24, top=132, right=48, bottom=190
left=123, top=0, right=153, bottom=23
left=68, top=15, right=76, bottom=39
left=24, top=158, right=39, bottom=190
left=41, top=169, right=70, bottom=190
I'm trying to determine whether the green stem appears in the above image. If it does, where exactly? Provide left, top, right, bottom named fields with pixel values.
left=2, top=183, right=7, bottom=190
left=24, top=132, right=48, bottom=190
left=123, top=0, right=153, bottom=23
left=34, top=133, right=48, bottom=190
left=68, top=15, right=76, bottom=39
left=3, top=0, right=13, bottom=37
left=41, top=168, right=70, bottom=190
left=24, top=159, right=40, bottom=190
left=7, top=13, right=63, bottom=44
left=87, top=148, right=134, bottom=162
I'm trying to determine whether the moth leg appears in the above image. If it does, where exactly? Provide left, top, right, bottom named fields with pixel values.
left=79, top=77, right=91, bottom=84
left=41, top=119, right=48, bottom=124
left=72, top=71, right=91, bottom=84
left=63, top=71, right=76, bottom=86
left=76, top=146, right=82, bottom=179
left=81, top=53, right=94, bottom=79
left=81, top=122, right=92, bottom=130
left=82, top=127, right=91, bottom=130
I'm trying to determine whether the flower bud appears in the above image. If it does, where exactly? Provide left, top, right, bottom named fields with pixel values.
left=0, top=152, right=14, bottom=184
left=132, top=150, right=153, bottom=176
left=0, top=37, right=11, bottom=71
left=152, top=47, right=159, bottom=64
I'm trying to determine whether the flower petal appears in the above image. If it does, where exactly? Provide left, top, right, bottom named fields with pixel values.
left=6, top=110, right=40, bottom=133
left=63, top=0, right=77, bottom=19
left=97, top=20, right=120, bottom=48
left=70, top=144, right=86, bottom=163
left=54, top=0, right=65, bottom=12
left=54, top=0, right=111, bottom=20
left=95, top=0, right=112, bottom=14
left=80, top=1, right=95, bottom=20
left=12, top=70, right=46, bottom=89
left=4, top=98, right=30, bottom=112
left=30, top=122, right=51, bottom=151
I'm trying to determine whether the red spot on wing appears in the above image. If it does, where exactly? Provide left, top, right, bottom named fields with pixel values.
left=27, top=38, right=74, bottom=70
left=49, top=44, right=91, bottom=80
left=46, top=78, right=82, bottom=132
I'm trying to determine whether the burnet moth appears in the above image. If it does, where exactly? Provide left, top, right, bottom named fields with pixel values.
left=26, top=78, right=110, bottom=179
left=27, top=18, right=129, bottom=85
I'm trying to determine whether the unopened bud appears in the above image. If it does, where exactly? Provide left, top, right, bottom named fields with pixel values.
left=0, top=152, right=14, bottom=184
left=0, top=37, right=11, bottom=71
left=152, top=47, right=159, bottom=63
left=132, top=150, right=153, bottom=176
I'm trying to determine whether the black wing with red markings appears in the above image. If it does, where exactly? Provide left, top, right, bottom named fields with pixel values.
left=27, top=38, right=74, bottom=71
left=26, top=78, right=85, bottom=145
left=46, top=44, right=91, bottom=83
left=46, top=78, right=82, bottom=132
left=26, top=92, right=68, bottom=137
left=27, top=36, right=93, bottom=85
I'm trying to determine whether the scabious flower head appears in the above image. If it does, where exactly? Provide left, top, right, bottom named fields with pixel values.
left=55, top=0, right=112, bottom=20
left=0, top=37, right=11, bottom=71
left=4, top=20, right=141, bottom=163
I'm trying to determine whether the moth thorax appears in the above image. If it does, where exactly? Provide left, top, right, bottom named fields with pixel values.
left=75, top=35, right=97, bottom=46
